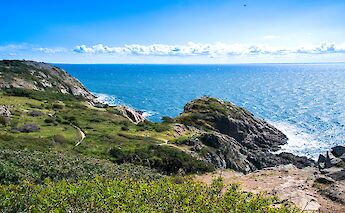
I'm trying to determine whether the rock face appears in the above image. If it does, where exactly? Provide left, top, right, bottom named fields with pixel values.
left=0, top=105, right=11, bottom=126
left=176, top=97, right=314, bottom=173
left=119, top=106, right=146, bottom=124
left=0, top=60, right=96, bottom=103
left=317, top=145, right=345, bottom=205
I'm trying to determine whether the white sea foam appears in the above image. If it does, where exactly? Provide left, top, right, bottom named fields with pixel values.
left=93, top=92, right=157, bottom=119
left=271, top=121, right=327, bottom=160
left=93, top=92, right=124, bottom=106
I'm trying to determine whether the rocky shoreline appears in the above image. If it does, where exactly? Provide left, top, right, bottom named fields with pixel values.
left=1, top=60, right=344, bottom=211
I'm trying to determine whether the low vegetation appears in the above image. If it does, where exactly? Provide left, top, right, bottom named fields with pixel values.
left=0, top=177, right=297, bottom=212
left=0, top=61, right=299, bottom=211
left=0, top=149, right=162, bottom=184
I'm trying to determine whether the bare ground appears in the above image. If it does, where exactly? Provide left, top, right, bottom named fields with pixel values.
left=195, top=165, right=345, bottom=212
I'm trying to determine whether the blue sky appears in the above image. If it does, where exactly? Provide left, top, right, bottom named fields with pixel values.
left=1, top=0, right=345, bottom=63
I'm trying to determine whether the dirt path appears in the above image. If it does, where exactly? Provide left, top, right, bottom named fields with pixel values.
left=73, top=125, right=86, bottom=146
left=195, top=165, right=345, bottom=212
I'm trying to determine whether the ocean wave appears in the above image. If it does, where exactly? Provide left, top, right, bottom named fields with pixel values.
left=93, top=92, right=157, bottom=119
left=271, top=121, right=327, bottom=159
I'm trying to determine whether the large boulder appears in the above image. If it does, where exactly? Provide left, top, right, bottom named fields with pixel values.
left=119, top=106, right=146, bottom=124
left=177, top=97, right=314, bottom=173
left=178, top=97, right=287, bottom=151
left=317, top=146, right=345, bottom=204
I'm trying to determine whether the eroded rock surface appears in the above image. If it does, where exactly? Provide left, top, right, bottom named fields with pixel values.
left=317, top=145, right=345, bottom=205
left=0, top=60, right=97, bottom=103
left=119, top=106, right=146, bottom=124
left=176, top=97, right=314, bottom=173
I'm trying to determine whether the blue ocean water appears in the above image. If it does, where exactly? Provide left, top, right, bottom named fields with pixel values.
left=58, top=64, right=345, bottom=158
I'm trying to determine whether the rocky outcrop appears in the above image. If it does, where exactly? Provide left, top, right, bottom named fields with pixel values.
left=176, top=97, right=314, bottom=173
left=0, top=105, right=11, bottom=126
left=119, top=106, right=146, bottom=124
left=317, top=145, right=345, bottom=205
left=0, top=60, right=96, bottom=103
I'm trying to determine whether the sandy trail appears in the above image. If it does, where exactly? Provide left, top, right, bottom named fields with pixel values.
left=73, top=125, right=86, bottom=146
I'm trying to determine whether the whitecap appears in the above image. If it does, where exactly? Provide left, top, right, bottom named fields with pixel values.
left=271, top=121, right=327, bottom=160
left=93, top=92, right=157, bottom=119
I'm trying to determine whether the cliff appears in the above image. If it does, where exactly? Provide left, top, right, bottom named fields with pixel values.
left=0, top=60, right=96, bottom=102
left=175, top=97, right=314, bottom=173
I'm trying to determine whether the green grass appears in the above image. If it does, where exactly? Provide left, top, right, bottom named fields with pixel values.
left=0, top=177, right=298, bottom=212
left=0, top=92, right=212, bottom=175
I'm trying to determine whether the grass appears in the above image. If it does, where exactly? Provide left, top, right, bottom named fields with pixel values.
left=0, top=91, right=212, bottom=175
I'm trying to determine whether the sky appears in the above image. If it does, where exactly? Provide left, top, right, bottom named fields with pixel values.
left=1, top=0, right=345, bottom=64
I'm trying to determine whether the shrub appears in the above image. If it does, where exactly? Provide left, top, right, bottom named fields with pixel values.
left=161, top=116, right=175, bottom=123
left=0, top=149, right=161, bottom=184
left=52, top=103, right=64, bottom=110
left=52, top=135, right=66, bottom=144
left=152, top=123, right=170, bottom=132
left=44, top=118, right=54, bottom=123
left=0, top=177, right=297, bottom=212
left=28, top=110, right=44, bottom=117
left=121, top=126, right=129, bottom=131
left=4, top=88, right=81, bottom=101
left=13, top=124, right=40, bottom=133
left=115, top=145, right=215, bottom=174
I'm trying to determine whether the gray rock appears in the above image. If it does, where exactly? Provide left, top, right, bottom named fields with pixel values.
left=13, top=124, right=40, bottom=133
left=28, top=110, right=44, bottom=117
left=0, top=105, right=11, bottom=126
left=177, top=97, right=314, bottom=173
left=332, top=146, right=345, bottom=158
left=318, top=151, right=343, bottom=169
left=0, top=105, right=11, bottom=117
left=315, top=175, right=335, bottom=184
left=322, top=183, right=345, bottom=205
left=0, top=60, right=98, bottom=103
left=120, top=106, right=146, bottom=124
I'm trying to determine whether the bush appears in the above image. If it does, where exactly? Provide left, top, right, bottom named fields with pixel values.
left=152, top=123, right=170, bottom=132
left=0, top=177, right=297, bottom=212
left=4, top=88, right=81, bottom=101
left=44, top=118, right=54, bottom=123
left=0, top=149, right=161, bottom=184
left=52, top=103, right=64, bottom=110
left=114, top=145, right=215, bottom=174
left=121, top=126, right=129, bottom=131
left=161, top=116, right=175, bottom=123
left=13, top=124, right=40, bottom=133
left=52, top=135, right=66, bottom=144
left=28, top=110, right=44, bottom=117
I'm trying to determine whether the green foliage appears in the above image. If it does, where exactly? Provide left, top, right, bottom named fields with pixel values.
left=161, top=116, right=175, bottom=123
left=0, top=149, right=161, bottom=184
left=111, top=144, right=215, bottom=174
left=52, top=134, right=66, bottom=144
left=4, top=88, right=81, bottom=102
left=135, top=121, right=171, bottom=132
left=0, top=177, right=297, bottom=212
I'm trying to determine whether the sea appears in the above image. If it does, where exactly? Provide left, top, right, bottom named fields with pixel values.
left=57, top=63, right=345, bottom=159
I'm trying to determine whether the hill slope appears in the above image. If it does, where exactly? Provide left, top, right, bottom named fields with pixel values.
left=0, top=60, right=96, bottom=102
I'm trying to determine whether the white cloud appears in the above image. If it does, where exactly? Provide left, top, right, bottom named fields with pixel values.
left=33, top=47, right=66, bottom=54
left=73, top=42, right=345, bottom=57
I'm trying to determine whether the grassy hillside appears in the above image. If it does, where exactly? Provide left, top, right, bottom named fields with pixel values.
left=0, top=61, right=298, bottom=212
left=0, top=90, right=213, bottom=174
